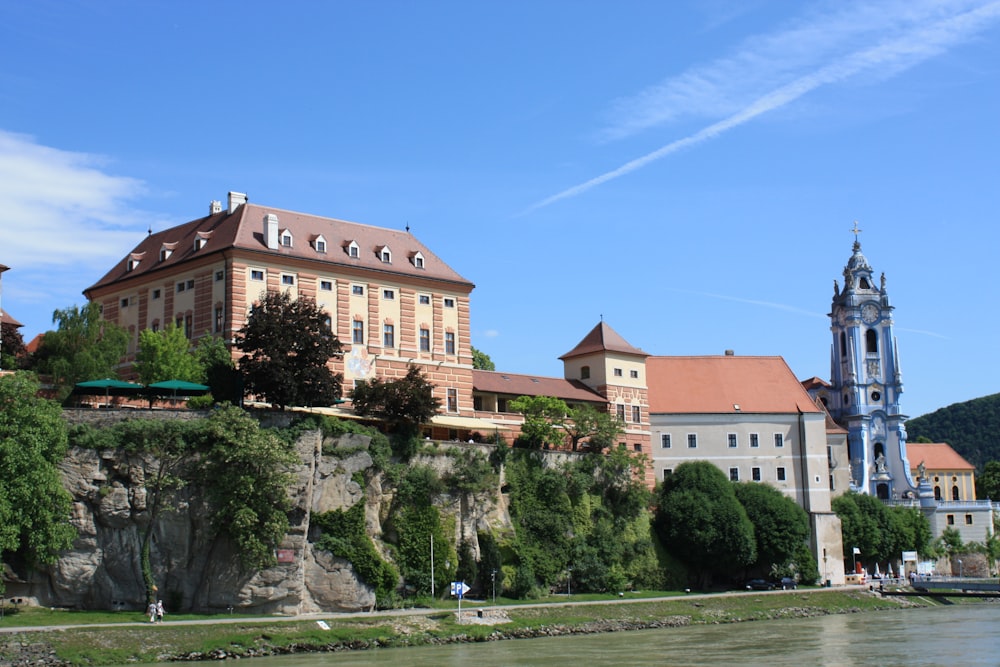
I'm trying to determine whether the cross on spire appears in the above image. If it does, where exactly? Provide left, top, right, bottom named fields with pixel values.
left=851, top=220, right=862, bottom=241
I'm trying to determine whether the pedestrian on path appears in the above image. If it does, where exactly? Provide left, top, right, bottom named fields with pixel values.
left=156, top=600, right=165, bottom=623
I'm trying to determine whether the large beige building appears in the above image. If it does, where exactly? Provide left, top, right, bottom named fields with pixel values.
left=84, top=191, right=480, bottom=433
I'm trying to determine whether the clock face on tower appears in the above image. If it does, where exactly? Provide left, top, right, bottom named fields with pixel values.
left=861, top=304, right=879, bottom=324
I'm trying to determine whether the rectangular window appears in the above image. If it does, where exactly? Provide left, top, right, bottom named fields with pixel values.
left=661, top=434, right=671, bottom=449
left=497, top=397, right=508, bottom=413
left=184, top=314, right=192, bottom=339
left=729, top=467, right=739, bottom=482
left=352, top=285, right=364, bottom=296
left=186, top=279, right=194, bottom=290
left=419, top=294, right=431, bottom=305
left=320, top=280, right=333, bottom=291
left=443, top=297, right=455, bottom=308
left=687, top=433, right=697, bottom=449
left=352, top=320, right=364, bottom=344
left=662, top=468, right=673, bottom=481
left=120, top=298, right=129, bottom=308
left=965, top=514, right=973, bottom=525
left=728, top=433, right=738, bottom=448
left=631, top=405, right=641, bottom=423
left=947, top=514, right=955, bottom=526
left=315, top=240, right=326, bottom=253
left=774, top=433, right=784, bottom=448
left=383, top=324, right=395, bottom=349
left=445, top=332, right=455, bottom=355
left=777, top=467, right=786, bottom=481
left=750, top=433, right=759, bottom=448
left=447, top=388, right=458, bottom=413
left=616, top=404, right=626, bottom=420
left=281, top=233, right=293, bottom=247
left=151, top=321, right=160, bottom=333
left=214, top=307, right=224, bottom=333
left=613, top=368, right=623, bottom=377
left=383, top=289, right=395, bottom=300
left=752, top=467, right=762, bottom=482
left=152, top=288, right=161, bottom=300
left=630, top=369, right=639, bottom=378
left=176, top=282, right=186, bottom=293
left=419, top=328, right=431, bottom=352
left=215, top=270, right=224, bottom=281
left=250, top=269, right=264, bottom=281
left=281, top=274, right=295, bottom=286
left=176, top=315, right=183, bottom=329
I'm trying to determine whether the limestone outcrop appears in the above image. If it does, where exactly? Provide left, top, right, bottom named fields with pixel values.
left=7, top=428, right=505, bottom=615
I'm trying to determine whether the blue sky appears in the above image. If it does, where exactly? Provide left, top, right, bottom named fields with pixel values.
left=1, top=1, right=998, bottom=418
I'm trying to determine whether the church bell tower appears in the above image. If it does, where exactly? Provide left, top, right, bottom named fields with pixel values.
left=824, top=226, right=913, bottom=498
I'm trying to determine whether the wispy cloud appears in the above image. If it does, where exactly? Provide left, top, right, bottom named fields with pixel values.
left=526, top=0, right=1000, bottom=212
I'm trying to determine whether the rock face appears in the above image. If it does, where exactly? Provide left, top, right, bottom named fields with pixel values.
left=10, top=427, right=505, bottom=615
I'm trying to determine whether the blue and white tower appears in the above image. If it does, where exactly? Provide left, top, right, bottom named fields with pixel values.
left=824, top=227, right=913, bottom=498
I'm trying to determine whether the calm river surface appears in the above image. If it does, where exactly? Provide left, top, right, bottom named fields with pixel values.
left=215, top=603, right=1000, bottom=667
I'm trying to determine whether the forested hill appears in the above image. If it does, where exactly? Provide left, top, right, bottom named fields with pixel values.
left=906, top=393, right=1000, bottom=469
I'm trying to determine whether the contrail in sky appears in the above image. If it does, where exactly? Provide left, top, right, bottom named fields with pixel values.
left=523, top=2, right=1000, bottom=214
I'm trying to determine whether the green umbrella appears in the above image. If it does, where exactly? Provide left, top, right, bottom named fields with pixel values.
left=73, top=378, right=145, bottom=398
left=145, top=380, right=210, bottom=398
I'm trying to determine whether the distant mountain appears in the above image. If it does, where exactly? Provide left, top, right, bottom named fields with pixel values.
left=906, top=394, right=1000, bottom=469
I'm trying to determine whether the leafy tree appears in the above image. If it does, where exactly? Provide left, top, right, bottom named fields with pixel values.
left=34, top=303, right=129, bottom=400
left=833, top=491, right=932, bottom=565
left=0, top=373, right=76, bottom=582
left=351, top=365, right=441, bottom=434
left=906, top=393, right=1000, bottom=468
left=510, top=395, right=568, bottom=449
left=197, top=334, right=241, bottom=405
left=565, top=403, right=623, bottom=452
left=389, top=465, right=454, bottom=596
left=0, top=321, right=26, bottom=370
left=654, top=461, right=756, bottom=586
left=135, top=323, right=204, bottom=386
left=471, top=346, right=495, bottom=371
left=236, top=290, right=343, bottom=409
left=733, top=482, right=809, bottom=575
left=977, top=460, right=1000, bottom=500
left=196, top=405, right=299, bottom=569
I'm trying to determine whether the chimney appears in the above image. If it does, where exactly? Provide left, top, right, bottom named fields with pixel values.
left=725, top=349, right=735, bottom=356
left=264, top=214, right=279, bottom=249
left=227, top=191, right=247, bottom=214
left=210, top=200, right=222, bottom=215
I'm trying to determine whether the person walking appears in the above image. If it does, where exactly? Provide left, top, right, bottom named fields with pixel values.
left=147, top=601, right=157, bottom=623
left=156, top=600, right=165, bottom=623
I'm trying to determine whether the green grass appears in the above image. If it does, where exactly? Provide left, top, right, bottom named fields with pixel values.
left=0, top=590, right=939, bottom=666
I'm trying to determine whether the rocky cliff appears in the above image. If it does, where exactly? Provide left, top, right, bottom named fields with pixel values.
left=11, top=426, right=507, bottom=615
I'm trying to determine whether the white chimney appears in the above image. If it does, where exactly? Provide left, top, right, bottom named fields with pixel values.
left=210, top=200, right=222, bottom=215
left=227, top=191, right=247, bottom=214
left=264, top=214, right=279, bottom=249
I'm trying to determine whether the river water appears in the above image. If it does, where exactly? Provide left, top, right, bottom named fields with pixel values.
left=223, top=604, right=1000, bottom=666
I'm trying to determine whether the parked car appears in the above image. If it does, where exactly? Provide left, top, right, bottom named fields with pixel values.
left=745, top=579, right=775, bottom=590
left=779, top=577, right=797, bottom=590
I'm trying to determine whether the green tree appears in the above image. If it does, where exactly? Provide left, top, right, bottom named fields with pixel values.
left=390, top=465, right=453, bottom=596
left=733, top=482, right=810, bottom=575
left=34, top=303, right=129, bottom=400
left=196, top=405, right=299, bottom=568
left=832, top=492, right=886, bottom=565
left=654, top=461, right=756, bottom=586
left=351, top=365, right=441, bottom=434
left=0, top=373, right=76, bottom=581
left=196, top=334, right=241, bottom=405
left=471, top=346, right=495, bottom=371
left=236, top=290, right=343, bottom=409
left=0, top=321, right=26, bottom=370
left=977, top=460, right=1000, bottom=500
left=565, top=403, right=623, bottom=452
left=510, top=395, right=568, bottom=449
left=135, top=323, right=204, bottom=386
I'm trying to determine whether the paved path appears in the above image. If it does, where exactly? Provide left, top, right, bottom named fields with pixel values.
left=0, top=585, right=865, bottom=634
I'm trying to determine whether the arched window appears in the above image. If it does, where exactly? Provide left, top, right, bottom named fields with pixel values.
left=866, top=329, right=878, bottom=353
left=840, top=331, right=847, bottom=356
left=952, top=486, right=960, bottom=501
left=580, top=365, right=590, bottom=380
left=934, top=486, right=941, bottom=500
left=874, top=442, right=885, bottom=459
left=876, top=483, right=889, bottom=499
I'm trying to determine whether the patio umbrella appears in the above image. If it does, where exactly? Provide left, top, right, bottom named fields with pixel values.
left=73, top=378, right=145, bottom=399
left=887, top=564, right=894, bottom=578
left=145, top=380, right=210, bottom=398
left=874, top=562, right=881, bottom=578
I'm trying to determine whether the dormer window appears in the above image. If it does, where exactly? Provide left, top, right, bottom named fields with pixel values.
left=280, top=229, right=293, bottom=247
left=194, top=237, right=207, bottom=251
left=127, top=258, right=140, bottom=272
left=346, top=240, right=360, bottom=258
left=378, top=246, right=392, bottom=263
left=412, top=251, right=425, bottom=269
left=313, top=235, right=327, bottom=253
left=159, top=245, right=174, bottom=262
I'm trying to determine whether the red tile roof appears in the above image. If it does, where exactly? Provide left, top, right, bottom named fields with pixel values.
left=560, top=321, right=648, bottom=360
left=0, top=310, right=23, bottom=327
left=86, top=201, right=474, bottom=293
left=907, top=442, right=974, bottom=471
left=801, top=376, right=831, bottom=391
left=472, top=369, right=605, bottom=404
left=647, top=355, right=823, bottom=415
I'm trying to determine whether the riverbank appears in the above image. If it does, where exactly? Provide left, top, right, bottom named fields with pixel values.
left=0, top=589, right=937, bottom=666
